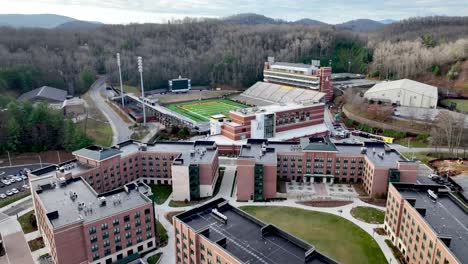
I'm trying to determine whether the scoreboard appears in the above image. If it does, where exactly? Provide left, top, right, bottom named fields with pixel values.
left=169, top=78, right=191, bottom=92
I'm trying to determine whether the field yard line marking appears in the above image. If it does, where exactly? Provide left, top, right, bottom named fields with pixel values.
left=175, top=104, right=208, bottom=121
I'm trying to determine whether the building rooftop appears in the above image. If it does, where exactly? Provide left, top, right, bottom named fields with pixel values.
left=117, top=140, right=217, bottom=165
left=176, top=198, right=337, bottom=264
left=73, top=145, right=122, bottom=161
left=239, top=140, right=277, bottom=164
left=32, top=177, right=152, bottom=229
left=394, top=183, right=468, bottom=264
left=18, top=86, right=67, bottom=103
left=301, top=137, right=337, bottom=152
left=364, top=79, right=438, bottom=99
left=335, top=142, right=406, bottom=167
left=450, top=174, right=468, bottom=201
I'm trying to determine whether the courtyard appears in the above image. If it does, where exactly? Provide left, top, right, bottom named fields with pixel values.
left=240, top=206, right=388, bottom=264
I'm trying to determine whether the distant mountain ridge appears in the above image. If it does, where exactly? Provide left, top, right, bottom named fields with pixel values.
left=222, top=13, right=394, bottom=31
left=0, top=14, right=102, bottom=29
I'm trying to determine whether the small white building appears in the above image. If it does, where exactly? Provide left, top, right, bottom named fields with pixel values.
left=364, top=79, right=438, bottom=108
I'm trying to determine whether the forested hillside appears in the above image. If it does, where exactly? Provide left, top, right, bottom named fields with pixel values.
left=0, top=16, right=466, bottom=96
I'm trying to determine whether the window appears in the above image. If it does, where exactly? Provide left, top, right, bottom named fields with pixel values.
left=91, top=245, right=99, bottom=252
left=146, top=232, right=152, bottom=239
left=115, top=236, right=121, bottom=243
left=200, top=243, right=205, bottom=251
left=134, top=212, right=140, bottom=219
left=145, top=208, right=151, bottom=215
left=103, top=240, right=110, bottom=247
left=102, top=231, right=109, bottom=239
left=216, top=256, right=221, bottom=264
left=125, top=224, right=131, bottom=231
left=114, top=227, right=120, bottom=235
left=124, top=215, right=130, bottom=222
left=89, top=227, right=96, bottom=234
left=90, top=236, right=97, bottom=243
left=125, top=232, right=132, bottom=239
left=145, top=216, right=151, bottom=223
left=93, top=253, right=99, bottom=261
left=101, top=223, right=108, bottom=230
left=113, top=219, right=119, bottom=226
left=126, top=240, right=132, bottom=247
left=207, top=249, right=212, bottom=256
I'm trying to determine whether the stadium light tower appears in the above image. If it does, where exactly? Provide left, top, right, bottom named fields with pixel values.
left=116, top=53, right=125, bottom=107
left=137, top=56, right=147, bottom=126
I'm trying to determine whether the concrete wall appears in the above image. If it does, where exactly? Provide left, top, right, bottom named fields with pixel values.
left=236, top=158, right=255, bottom=201
left=171, top=165, right=190, bottom=201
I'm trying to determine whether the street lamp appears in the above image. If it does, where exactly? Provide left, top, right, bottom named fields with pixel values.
left=116, top=53, right=125, bottom=107
left=137, top=56, right=147, bottom=127
left=348, top=61, right=351, bottom=73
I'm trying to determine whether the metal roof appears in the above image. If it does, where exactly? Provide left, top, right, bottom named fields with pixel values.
left=364, top=79, right=437, bottom=99
left=18, top=86, right=67, bottom=103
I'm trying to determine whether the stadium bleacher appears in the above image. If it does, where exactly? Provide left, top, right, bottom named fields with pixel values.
left=234, top=82, right=325, bottom=106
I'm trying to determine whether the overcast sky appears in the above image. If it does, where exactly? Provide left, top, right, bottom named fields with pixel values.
left=0, top=0, right=466, bottom=24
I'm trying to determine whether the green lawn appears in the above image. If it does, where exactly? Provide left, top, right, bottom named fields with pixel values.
left=240, top=206, right=387, bottom=264
left=156, top=221, right=168, bottom=245
left=149, top=185, right=172, bottom=205
left=165, top=99, right=246, bottom=122
left=18, top=210, right=38, bottom=234
left=351, top=206, right=385, bottom=224
left=441, top=99, right=468, bottom=112
left=0, top=191, right=31, bottom=208
left=147, top=253, right=162, bottom=264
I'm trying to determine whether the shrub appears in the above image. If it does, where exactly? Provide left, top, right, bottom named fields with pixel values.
left=383, top=129, right=407, bottom=139
left=29, top=213, right=37, bottom=228
left=344, top=118, right=354, bottom=127
left=358, top=124, right=373, bottom=133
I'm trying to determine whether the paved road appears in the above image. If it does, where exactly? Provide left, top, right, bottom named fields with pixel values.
left=89, top=77, right=132, bottom=145
left=3, top=197, right=32, bottom=216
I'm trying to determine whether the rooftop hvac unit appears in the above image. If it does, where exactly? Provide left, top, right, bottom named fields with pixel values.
left=211, top=208, right=228, bottom=224
left=99, top=197, right=107, bottom=207
left=78, top=202, right=85, bottom=211
left=360, top=147, right=367, bottom=154
left=69, top=191, right=77, bottom=200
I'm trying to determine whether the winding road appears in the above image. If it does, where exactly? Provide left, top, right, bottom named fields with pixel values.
left=89, top=77, right=132, bottom=145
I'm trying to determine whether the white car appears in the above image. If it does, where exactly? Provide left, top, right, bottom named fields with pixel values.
left=21, top=175, right=27, bottom=180
left=6, top=190, right=13, bottom=196
left=22, top=184, right=30, bottom=189
left=11, top=188, right=19, bottom=194
left=0, top=194, right=6, bottom=199
left=4, top=180, right=11, bottom=185
left=15, top=177, right=22, bottom=182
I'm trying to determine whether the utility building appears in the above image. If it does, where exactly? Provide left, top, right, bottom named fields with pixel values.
left=364, top=79, right=438, bottom=108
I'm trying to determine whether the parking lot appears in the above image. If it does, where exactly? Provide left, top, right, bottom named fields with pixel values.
left=0, top=164, right=42, bottom=200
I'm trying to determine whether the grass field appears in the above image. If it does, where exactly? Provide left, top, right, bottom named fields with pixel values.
left=441, top=99, right=468, bottom=112
left=240, top=206, right=387, bottom=264
left=165, top=99, right=246, bottom=122
left=351, top=206, right=385, bottom=224
left=149, top=184, right=172, bottom=205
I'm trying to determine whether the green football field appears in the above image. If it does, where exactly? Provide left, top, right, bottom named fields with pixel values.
left=165, top=99, right=247, bottom=122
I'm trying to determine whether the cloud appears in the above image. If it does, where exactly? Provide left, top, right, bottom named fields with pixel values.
left=0, top=0, right=466, bottom=24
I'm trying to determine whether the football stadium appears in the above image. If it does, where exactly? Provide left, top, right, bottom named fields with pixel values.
left=164, top=99, right=247, bottom=122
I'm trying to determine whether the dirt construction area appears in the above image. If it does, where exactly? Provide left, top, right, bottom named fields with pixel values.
left=430, top=159, right=468, bottom=176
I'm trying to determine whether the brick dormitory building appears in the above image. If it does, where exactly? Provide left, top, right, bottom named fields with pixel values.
left=236, top=137, right=418, bottom=201
left=28, top=136, right=419, bottom=264
left=384, top=183, right=467, bottom=264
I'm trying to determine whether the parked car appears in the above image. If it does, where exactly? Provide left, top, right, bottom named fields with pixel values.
left=3, top=180, right=11, bottom=185
left=22, top=184, right=30, bottom=189
left=0, top=193, right=6, bottom=199
left=21, top=175, right=27, bottom=180
left=11, top=188, right=19, bottom=194
left=15, top=177, right=22, bottom=182
left=6, top=190, right=13, bottom=196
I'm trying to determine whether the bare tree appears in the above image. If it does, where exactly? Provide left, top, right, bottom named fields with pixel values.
left=431, top=111, right=467, bottom=156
